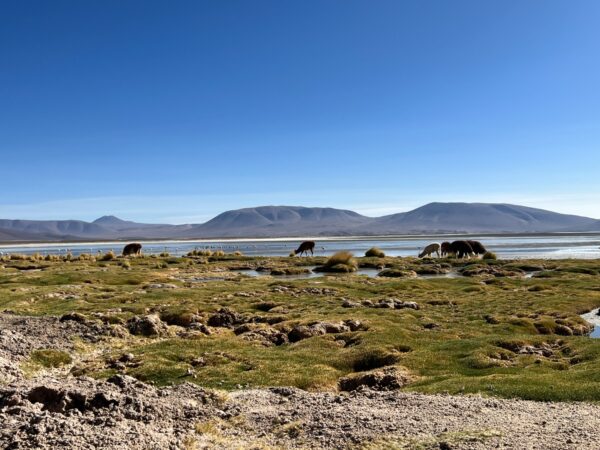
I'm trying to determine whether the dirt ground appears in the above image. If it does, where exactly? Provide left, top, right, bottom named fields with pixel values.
left=1, top=313, right=600, bottom=449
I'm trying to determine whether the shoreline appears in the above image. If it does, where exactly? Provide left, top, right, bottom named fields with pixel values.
left=3, top=230, right=600, bottom=248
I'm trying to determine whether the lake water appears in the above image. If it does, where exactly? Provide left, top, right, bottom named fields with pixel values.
left=2, top=234, right=600, bottom=259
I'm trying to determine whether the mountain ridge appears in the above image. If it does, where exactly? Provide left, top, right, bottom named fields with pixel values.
left=0, top=203, right=599, bottom=243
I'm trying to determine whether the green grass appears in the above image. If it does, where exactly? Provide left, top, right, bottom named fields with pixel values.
left=2, top=254, right=600, bottom=401
left=25, top=349, right=73, bottom=369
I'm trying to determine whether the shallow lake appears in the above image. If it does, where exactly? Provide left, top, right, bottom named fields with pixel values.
left=2, top=234, right=600, bottom=259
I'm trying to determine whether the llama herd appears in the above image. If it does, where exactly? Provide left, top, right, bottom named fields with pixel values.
left=121, top=239, right=488, bottom=259
left=418, top=240, right=487, bottom=259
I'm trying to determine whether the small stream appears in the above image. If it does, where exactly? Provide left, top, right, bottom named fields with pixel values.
left=581, top=308, right=600, bottom=338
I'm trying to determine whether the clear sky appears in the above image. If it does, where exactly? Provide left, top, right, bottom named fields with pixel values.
left=1, top=1, right=599, bottom=223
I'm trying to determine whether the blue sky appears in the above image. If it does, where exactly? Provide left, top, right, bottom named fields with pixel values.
left=1, top=1, right=599, bottom=223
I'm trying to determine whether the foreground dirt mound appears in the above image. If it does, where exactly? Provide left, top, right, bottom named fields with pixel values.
left=0, top=376, right=218, bottom=449
left=2, top=378, right=600, bottom=449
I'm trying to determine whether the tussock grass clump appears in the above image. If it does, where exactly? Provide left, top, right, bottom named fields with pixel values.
left=314, top=251, right=357, bottom=273
left=483, top=251, right=497, bottom=260
left=77, top=253, right=96, bottom=262
left=100, top=251, right=116, bottom=261
left=120, top=260, right=131, bottom=269
left=365, top=247, right=385, bottom=258
left=213, top=250, right=225, bottom=257
left=326, top=251, right=355, bottom=267
left=187, top=249, right=213, bottom=257
left=159, top=252, right=170, bottom=258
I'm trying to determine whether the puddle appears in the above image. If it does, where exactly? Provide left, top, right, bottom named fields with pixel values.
left=580, top=308, right=600, bottom=338
left=237, top=267, right=462, bottom=280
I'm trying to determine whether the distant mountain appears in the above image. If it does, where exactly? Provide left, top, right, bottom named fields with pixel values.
left=186, top=206, right=371, bottom=238
left=0, top=203, right=599, bottom=243
left=0, top=219, right=112, bottom=240
left=368, top=203, right=600, bottom=234
left=92, top=215, right=150, bottom=230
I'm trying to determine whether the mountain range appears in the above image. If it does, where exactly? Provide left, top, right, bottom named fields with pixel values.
left=1, top=203, right=599, bottom=243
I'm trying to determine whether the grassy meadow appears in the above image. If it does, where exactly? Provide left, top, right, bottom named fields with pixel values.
left=2, top=251, right=600, bottom=402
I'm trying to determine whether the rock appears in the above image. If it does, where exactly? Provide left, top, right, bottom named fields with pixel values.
left=338, top=367, right=411, bottom=392
left=190, top=357, right=206, bottom=367
left=321, top=322, right=350, bottom=334
left=107, top=324, right=129, bottom=338
left=288, top=321, right=356, bottom=343
left=188, top=323, right=211, bottom=335
left=126, top=315, right=168, bottom=337
left=344, top=319, right=365, bottom=331
left=119, top=353, right=135, bottom=363
left=394, top=301, right=419, bottom=310
left=233, top=324, right=256, bottom=335
left=239, top=328, right=289, bottom=346
left=288, top=325, right=325, bottom=343
left=207, top=308, right=244, bottom=328
left=555, top=325, right=574, bottom=336
left=59, top=312, right=87, bottom=323
left=484, top=315, right=500, bottom=324
left=342, top=299, right=359, bottom=308
left=373, top=299, right=419, bottom=310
